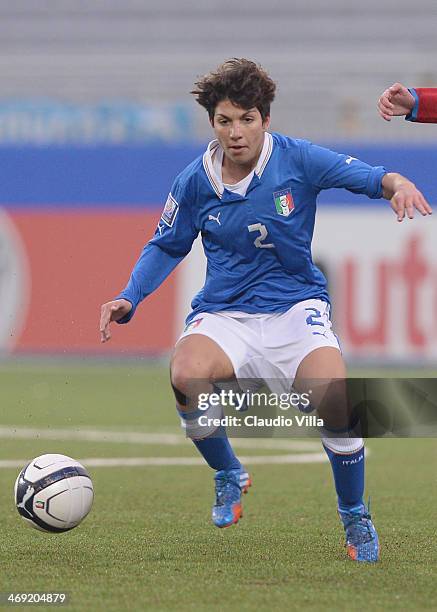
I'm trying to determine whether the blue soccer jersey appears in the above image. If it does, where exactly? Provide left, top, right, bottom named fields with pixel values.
left=117, top=132, right=386, bottom=324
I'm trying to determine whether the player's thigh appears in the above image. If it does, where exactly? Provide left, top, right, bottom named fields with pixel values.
left=295, top=345, right=346, bottom=380
left=170, top=333, right=235, bottom=392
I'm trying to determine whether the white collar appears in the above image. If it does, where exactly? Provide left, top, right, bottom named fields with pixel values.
left=202, top=131, right=273, bottom=199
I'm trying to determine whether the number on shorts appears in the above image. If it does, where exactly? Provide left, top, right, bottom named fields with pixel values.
left=305, top=307, right=325, bottom=327
left=248, top=223, right=275, bottom=249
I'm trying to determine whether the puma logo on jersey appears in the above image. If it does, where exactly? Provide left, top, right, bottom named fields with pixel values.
left=345, top=156, right=357, bottom=165
left=208, top=212, right=221, bottom=226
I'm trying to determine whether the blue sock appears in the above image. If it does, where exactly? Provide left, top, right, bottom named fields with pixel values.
left=193, top=431, right=241, bottom=471
left=177, top=404, right=241, bottom=471
left=323, top=444, right=365, bottom=511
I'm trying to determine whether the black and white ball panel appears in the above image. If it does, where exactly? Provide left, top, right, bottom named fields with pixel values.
left=21, top=454, right=85, bottom=482
left=15, top=454, right=94, bottom=533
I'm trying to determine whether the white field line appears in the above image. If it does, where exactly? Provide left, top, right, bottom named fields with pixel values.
left=0, top=453, right=328, bottom=469
left=0, top=426, right=367, bottom=467
left=0, top=427, right=321, bottom=451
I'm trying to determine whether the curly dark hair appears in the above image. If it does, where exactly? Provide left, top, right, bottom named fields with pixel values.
left=191, top=58, right=276, bottom=122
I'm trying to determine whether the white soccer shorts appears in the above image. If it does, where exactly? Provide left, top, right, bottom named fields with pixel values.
left=178, top=299, right=341, bottom=392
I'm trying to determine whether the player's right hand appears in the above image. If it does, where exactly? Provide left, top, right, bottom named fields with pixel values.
left=377, top=82, right=415, bottom=121
left=99, top=299, right=132, bottom=343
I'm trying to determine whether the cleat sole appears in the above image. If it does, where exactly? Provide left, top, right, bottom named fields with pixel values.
left=216, top=503, right=242, bottom=528
left=346, top=543, right=380, bottom=563
left=347, top=544, right=358, bottom=561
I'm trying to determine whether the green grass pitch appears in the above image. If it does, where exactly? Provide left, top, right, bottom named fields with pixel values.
left=1, top=363, right=437, bottom=611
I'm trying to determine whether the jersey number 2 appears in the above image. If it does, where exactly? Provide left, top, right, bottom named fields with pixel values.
left=248, top=223, right=275, bottom=249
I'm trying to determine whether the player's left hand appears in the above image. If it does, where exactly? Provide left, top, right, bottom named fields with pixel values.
left=382, top=173, right=433, bottom=222
left=389, top=183, right=433, bottom=222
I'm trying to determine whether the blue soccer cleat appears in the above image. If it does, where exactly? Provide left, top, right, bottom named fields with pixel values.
left=339, top=502, right=379, bottom=562
left=212, top=468, right=251, bottom=528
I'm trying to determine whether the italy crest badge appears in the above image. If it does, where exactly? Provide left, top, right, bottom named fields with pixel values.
left=273, top=189, right=294, bottom=217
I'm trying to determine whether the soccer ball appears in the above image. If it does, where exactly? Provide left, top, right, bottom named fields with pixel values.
left=14, top=454, right=94, bottom=533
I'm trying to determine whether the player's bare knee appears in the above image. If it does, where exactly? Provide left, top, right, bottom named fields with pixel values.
left=170, top=353, right=219, bottom=412
left=170, top=335, right=234, bottom=398
left=170, top=354, right=215, bottom=396
left=316, top=380, right=352, bottom=431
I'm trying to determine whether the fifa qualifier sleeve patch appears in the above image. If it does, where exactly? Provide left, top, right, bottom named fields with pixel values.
left=161, top=192, right=179, bottom=227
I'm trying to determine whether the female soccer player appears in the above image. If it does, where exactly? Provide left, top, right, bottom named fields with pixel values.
left=100, top=59, right=432, bottom=563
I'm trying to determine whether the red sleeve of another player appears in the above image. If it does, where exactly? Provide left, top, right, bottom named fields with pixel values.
left=416, top=88, right=437, bottom=123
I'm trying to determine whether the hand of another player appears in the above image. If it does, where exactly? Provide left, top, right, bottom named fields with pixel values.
left=100, top=299, right=132, bottom=343
left=383, top=176, right=433, bottom=222
left=377, top=83, right=415, bottom=121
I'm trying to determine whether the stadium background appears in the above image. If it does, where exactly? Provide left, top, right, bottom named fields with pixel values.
left=0, top=0, right=436, bottom=365
left=1, top=3, right=437, bottom=610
